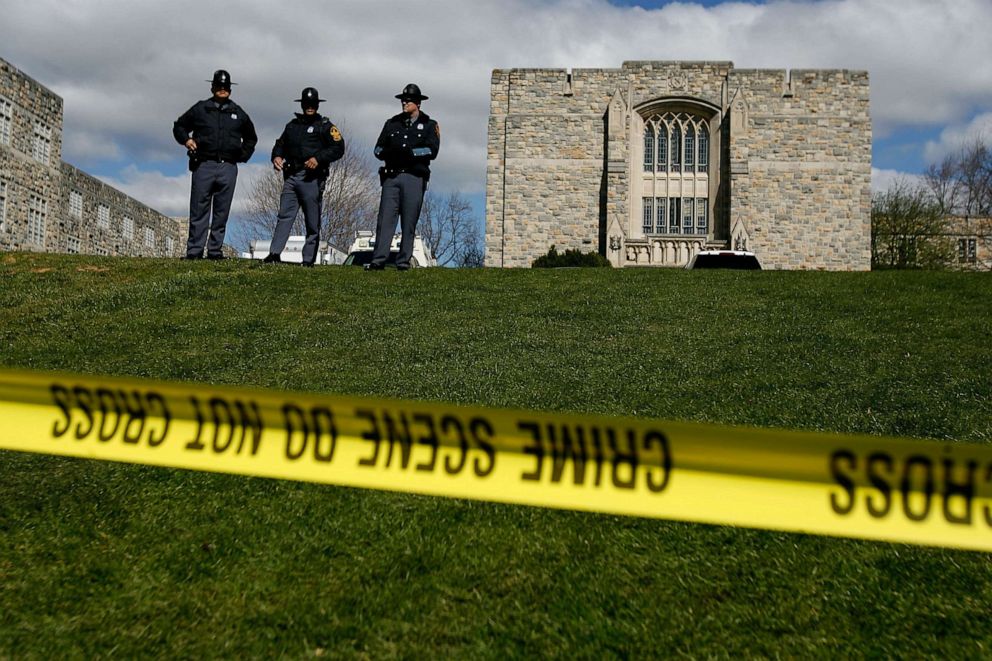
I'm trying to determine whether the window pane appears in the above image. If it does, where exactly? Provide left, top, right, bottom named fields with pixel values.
left=643, top=130, right=654, bottom=172
left=683, top=198, right=694, bottom=234
left=656, top=197, right=666, bottom=233
left=642, top=197, right=653, bottom=234
left=698, top=126, right=709, bottom=172
left=658, top=129, right=667, bottom=172
left=685, top=126, right=695, bottom=168
left=0, top=99, right=11, bottom=145
left=696, top=198, right=707, bottom=234
left=669, top=198, right=680, bottom=233
left=671, top=126, right=681, bottom=172
left=0, top=180, right=6, bottom=232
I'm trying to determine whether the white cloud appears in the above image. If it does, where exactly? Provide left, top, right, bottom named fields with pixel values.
left=96, top=166, right=191, bottom=217
left=97, top=163, right=277, bottom=218
left=2, top=0, right=990, bottom=204
left=871, top=167, right=923, bottom=194
left=923, top=112, right=992, bottom=164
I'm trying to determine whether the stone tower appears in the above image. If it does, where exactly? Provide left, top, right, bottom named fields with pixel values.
left=486, top=61, right=871, bottom=270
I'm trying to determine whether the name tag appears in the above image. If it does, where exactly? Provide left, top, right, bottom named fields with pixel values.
left=231, top=113, right=238, bottom=119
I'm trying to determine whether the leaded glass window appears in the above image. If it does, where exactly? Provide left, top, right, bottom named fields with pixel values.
left=639, top=110, right=713, bottom=237
left=682, top=198, right=694, bottom=234
left=698, top=126, right=709, bottom=172
left=684, top=126, right=695, bottom=169
left=657, top=129, right=667, bottom=172
left=69, top=191, right=83, bottom=219
left=643, top=132, right=654, bottom=172
left=0, top=180, right=7, bottom=233
left=27, top=195, right=46, bottom=247
left=669, top=198, right=680, bottom=234
left=0, top=99, right=11, bottom=146
left=32, top=122, right=51, bottom=164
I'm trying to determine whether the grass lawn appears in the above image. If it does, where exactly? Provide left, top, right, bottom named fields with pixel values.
left=1, top=251, right=991, bottom=657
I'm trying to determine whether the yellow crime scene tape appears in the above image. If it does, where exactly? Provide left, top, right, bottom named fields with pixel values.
left=1, top=368, right=990, bottom=552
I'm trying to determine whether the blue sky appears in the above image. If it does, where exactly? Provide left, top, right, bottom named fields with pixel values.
left=610, top=0, right=759, bottom=6
left=2, top=0, right=990, bottom=240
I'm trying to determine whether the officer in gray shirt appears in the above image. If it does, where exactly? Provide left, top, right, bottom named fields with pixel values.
left=263, top=88, right=345, bottom=267
left=367, top=84, right=440, bottom=270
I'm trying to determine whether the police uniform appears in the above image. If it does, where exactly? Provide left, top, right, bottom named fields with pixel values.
left=173, top=70, right=257, bottom=259
left=369, top=84, right=440, bottom=270
left=265, top=88, right=345, bottom=266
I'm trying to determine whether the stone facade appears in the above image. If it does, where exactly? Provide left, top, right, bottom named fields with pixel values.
left=486, top=61, right=872, bottom=270
left=946, top=216, right=992, bottom=270
left=0, top=57, right=183, bottom=257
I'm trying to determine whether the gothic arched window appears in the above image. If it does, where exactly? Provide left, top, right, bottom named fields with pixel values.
left=638, top=110, right=712, bottom=236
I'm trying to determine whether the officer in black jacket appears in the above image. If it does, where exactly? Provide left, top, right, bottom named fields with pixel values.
left=173, top=70, right=257, bottom=259
left=262, top=88, right=345, bottom=266
left=366, top=83, right=440, bottom=270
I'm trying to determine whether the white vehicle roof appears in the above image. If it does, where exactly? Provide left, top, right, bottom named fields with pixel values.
left=346, top=230, right=437, bottom=267
left=241, top=236, right=348, bottom=265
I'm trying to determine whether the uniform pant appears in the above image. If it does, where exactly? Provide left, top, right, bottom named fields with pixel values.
left=187, top=161, right=238, bottom=258
left=270, top=171, right=324, bottom=265
left=371, top=172, right=426, bottom=268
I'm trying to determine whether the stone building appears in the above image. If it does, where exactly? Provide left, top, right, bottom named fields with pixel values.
left=486, top=61, right=872, bottom=270
left=947, top=217, right=992, bottom=270
left=0, top=57, right=183, bottom=257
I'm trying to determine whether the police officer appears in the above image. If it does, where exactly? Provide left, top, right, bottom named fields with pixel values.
left=173, top=70, right=257, bottom=260
left=366, top=83, right=440, bottom=270
left=262, top=88, right=345, bottom=267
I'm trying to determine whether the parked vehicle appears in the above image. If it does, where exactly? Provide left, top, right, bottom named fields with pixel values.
left=343, top=231, right=437, bottom=267
left=685, top=250, right=761, bottom=270
left=241, top=236, right=347, bottom=265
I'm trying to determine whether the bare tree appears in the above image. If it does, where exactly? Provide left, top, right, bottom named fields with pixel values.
left=456, top=243, right=486, bottom=268
left=923, top=153, right=961, bottom=215
left=418, top=190, right=484, bottom=266
left=956, top=139, right=992, bottom=217
left=923, top=137, right=992, bottom=217
left=240, top=136, right=379, bottom=252
left=871, top=178, right=954, bottom=269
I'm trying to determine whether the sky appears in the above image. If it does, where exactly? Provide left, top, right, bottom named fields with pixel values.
left=2, top=0, right=990, bottom=232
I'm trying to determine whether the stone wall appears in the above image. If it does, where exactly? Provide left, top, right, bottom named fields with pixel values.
left=0, top=58, right=63, bottom=253
left=0, top=56, right=184, bottom=258
left=486, top=61, right=872, bottom=270
left=59, top=164, right=185, bottom=257
left=728, top=69, right=871, bottom=270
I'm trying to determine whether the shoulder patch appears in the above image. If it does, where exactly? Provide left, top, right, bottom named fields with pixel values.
left=330, top=126, right=342, bottom=142
left=435, top=123, right=440, bottom=138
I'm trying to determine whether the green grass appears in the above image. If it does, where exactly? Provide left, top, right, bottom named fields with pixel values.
left=1, top=251, right=991, bottom=658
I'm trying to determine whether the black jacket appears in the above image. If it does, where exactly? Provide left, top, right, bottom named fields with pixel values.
left=271, top=113, right=345, bottom=178
left=374, top=111, right=440, bottom=180
left=172, top=98, right=258, bottom=163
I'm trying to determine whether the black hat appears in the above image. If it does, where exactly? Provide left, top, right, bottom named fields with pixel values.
left=395, top=83, right=428, bottom=101
left=207, top=70, right=235, bottom=88
left=294, top=87, right=325, bottom=106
